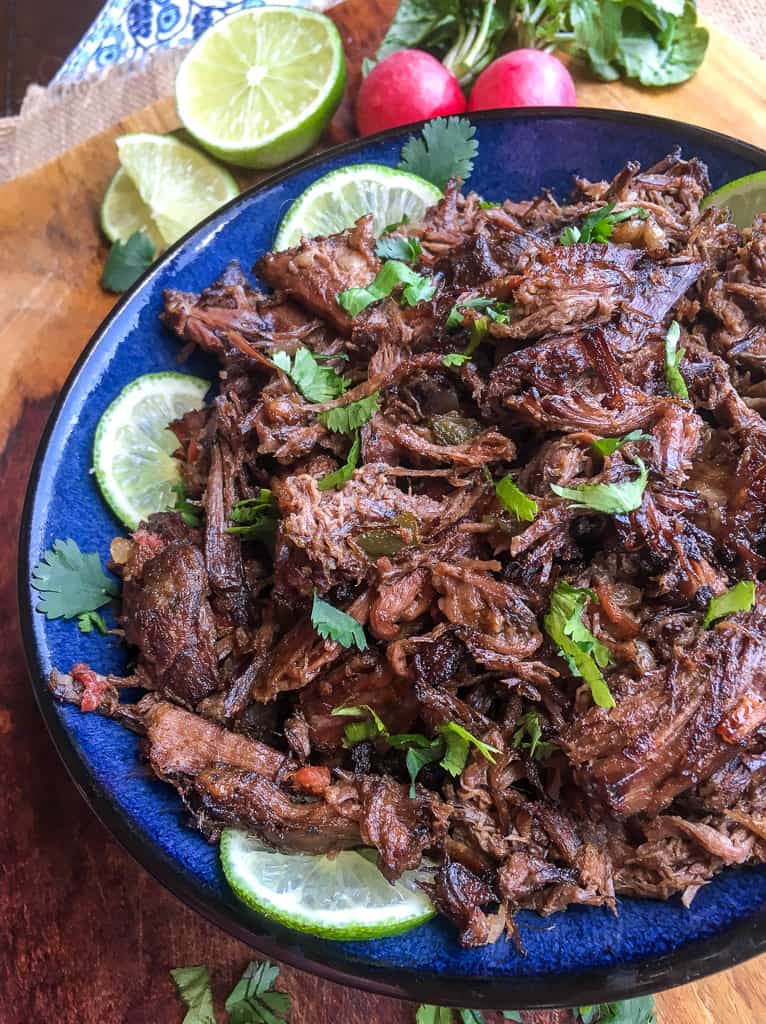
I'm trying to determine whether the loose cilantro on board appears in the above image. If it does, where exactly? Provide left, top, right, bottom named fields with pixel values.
left=101, top=230, right=155, bottom=293
left=170, top=965, right=216, bottom=1024
left=225, top=960, right=291, bottom=1024
left=31, top=539, right=119, bottom=621
left=310, top=591, right=367, bottom=651
left=399, top=116, right=478, bottom=190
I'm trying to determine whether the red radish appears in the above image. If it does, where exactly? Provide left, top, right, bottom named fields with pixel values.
left=468, top=50, right=576, bottom=111
left=356, top=49, right=467, bottom=136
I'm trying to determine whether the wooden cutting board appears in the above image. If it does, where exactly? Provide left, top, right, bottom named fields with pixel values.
left=1, top=2, right=765, bottom=1021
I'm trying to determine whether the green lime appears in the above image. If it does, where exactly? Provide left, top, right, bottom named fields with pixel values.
left=93, top=372, right=210, bottom=530
left=701, top=171, right=766, bottom=229
left=114, top=133, right=239, bottom=247
left=100, top=167, right=165, bottom=251
left=175, top=7, right=345, bottom=170
left=273, top=164, right=442, bottom=250
left=220, top=828, right=435, bottom=940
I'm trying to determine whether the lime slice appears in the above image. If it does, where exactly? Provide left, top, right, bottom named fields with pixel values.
left=115, top=133, right=239, bottom=247
left=220, top=828, right=435, bottom=940
left=701, top=171, right=766, bottom=229
left=100, top=167, right=165, bottom=251
left=274, top=164, right=442, bottom=251
left=93, top=372, right=210, bottom=530
left=175, top=7, right=345, bottom=170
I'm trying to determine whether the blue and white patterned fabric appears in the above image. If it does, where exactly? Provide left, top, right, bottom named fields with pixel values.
left=54, top=0, right=323, bottom=82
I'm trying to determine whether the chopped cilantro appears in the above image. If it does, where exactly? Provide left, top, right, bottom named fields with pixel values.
left=226, top=490, right=280, bottom=544
left=551, top=458, right=648, bottom=514
left=544, top=582, right=615, bottom=709
left=664, top=320, right=688, bottom=399
left=703, top=580, right=756, bottom=629
left=399, top=116, right=478, bottom=191
left=332, top=704, right=388, bottom=747
left=310, top=591, right=367, bottom=651
left=169, top=965, right=216, bottom=1024
left=512, top=710, right=556, bottom=760
left=272, top=347, right=350, bottom=403
left=591, top=430, right=652, bottom=457
left=77, top=610, right=108, bottom=635
left=337, top=260, right=435, bottom=317
left=442, top=316, right=490, bottom=367
left=172, top=482, right=204, bottom=528
left=446, top=296, right=511, bottom=330
left=101, top=230, right=155, bottom=293
left=375, top=235, right=423, bottom=263
left=317, top=431, right=361, bottom=491
left=31, top=539, right=119, bottom=621
left=559, top=203, right=648, bottom=245
left=495, top=475, right=538, bottom=522
left=437, top=720, right=499, bottom=777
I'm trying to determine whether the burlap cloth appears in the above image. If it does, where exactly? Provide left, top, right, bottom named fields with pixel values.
left=0, top=0, right=762, bottom=185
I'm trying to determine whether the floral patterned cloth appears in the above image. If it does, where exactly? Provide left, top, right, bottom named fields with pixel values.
left=54, top=0, right=324, bottom=82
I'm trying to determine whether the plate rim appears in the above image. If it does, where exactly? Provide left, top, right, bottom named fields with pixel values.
left=18, top=106, right=766, bottom=1010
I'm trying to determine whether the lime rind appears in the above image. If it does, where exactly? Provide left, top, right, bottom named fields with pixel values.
left=274, top=164, right=442, bottom=251
left=701, top=171, right=766, bottom=230
left=220, top=828, right=435, bottom=941
left=175, top=7, right=345, bottom=170
left=93, top=372, right=210, bottom=530
left=115, top=133, right=239, bottom=247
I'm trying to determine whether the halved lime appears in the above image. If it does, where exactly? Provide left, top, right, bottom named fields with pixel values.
left=100, top=167, right=165, bottom=251
left=115, top=133, right=239, bottom=247
left=175, top=7, right=345, bottom=170
left=220, top=828, right=435, bottom=940
left=93, top=372, right=210, bottom=530
left=273, top=164, right=442, bottom=251
left=701, top=171, right=766, bottom=229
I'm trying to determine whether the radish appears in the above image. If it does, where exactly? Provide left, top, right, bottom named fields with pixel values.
left=468, top=50, right=576, bottom=110
left=356, top=50, right=467, bottom=136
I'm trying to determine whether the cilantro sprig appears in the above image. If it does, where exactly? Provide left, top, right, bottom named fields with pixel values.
left=337, top=260, right=435, bottom=317
left=551, top=458, right=648, bottom=514
left=703, top=580, right=756, bottom=629
left=663, top=320, right=688, bottom=399
left=544, top=581, right=615, bottom=709
left=310, top=591, right=367, bottom=651
left=495, top=475, right=538, bottom=523
left=399, top=116, right=478, bottom=191
left=319, top=392, right=380, bottom=434
left=101, top=230, right=155, bottom=293
left=559, top=203, right=648, bottom=245
left=31, top=539, right=119, bottom=621
left=416, top=1007, right=521, bottom=1024
left=272, top=348, right=350, bottom=403
left=171, top=960, right=290, bottom=1024
left=170, top=965, right=216, bottom=1024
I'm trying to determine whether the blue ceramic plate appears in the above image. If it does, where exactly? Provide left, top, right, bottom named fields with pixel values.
left=19, top=110, right=766, bottom=1010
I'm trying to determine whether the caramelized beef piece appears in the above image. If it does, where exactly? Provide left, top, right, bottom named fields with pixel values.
left=425, top=858, right=503, bottom=947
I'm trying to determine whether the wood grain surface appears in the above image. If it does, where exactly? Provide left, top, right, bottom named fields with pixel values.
left=1, top=2, right=766, bottom=1021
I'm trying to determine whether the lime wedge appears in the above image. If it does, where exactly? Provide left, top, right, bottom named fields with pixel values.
left=93, top=372, right=210, bottom=530
left=274, top=164, right=442, bottom=251
left=115, top=133, right=239, bottom=247
left=100, top=167, right=165, bottom=251
left=701, top=171, right=766, bottom=229
left=220, top=828, right=435, bottom=940
left=176, top=7, right=345, bottom=170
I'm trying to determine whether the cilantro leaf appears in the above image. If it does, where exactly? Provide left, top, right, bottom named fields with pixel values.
left=77, top=610, right=108, bottom=635
left=663, top=320, right=688, bottom=399
left=224, top=960, right=291, bottom=1024
left=319, top=392, right=380, bottom=434
left=226, top=490, right=280, bottom=544
left=101, top=231, right=155, bottom=293
left=172, top=482, right=204, bottom=528
left=310, top=591, right=367, bottom=651
left=442, top=316, right=490, bottom=367
left=559, top=203, right=647, bottom=245
left=544, top=581, right=615, bottom=709
left=496, top=475, right=538, bottom=523
left=437, top=721, right=498, bottom=777
left=591, top=430, right=652, bottom=457
left=703, top=580, right=756, bottom=629
left=375, top=235, right=423, bottom=263
left=332, top=703, right=388, bottom=747
left=551, top=458, right=648, bottom=514
left=337, top=260, right=435, bottom=317
left=399, top=117, right=478, bottom=191
left=502, top=1014, right=522, bottom=1022
left=578, top=995, right=657, bottom=1024
left=416, top=1006, right=454, bottom=1024
left=317, top=431, right=361, bottom=491
left=31, top=539, right=119, bottom=620
left=446, top=296, right=512, bottom=329
left=512, top=710, right=556, bottom=760
left=479, top=200, right=502, bottom=209
left=170, top=965, right=216, bottom=1024
left=273, top=347, right=350, bottom=403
